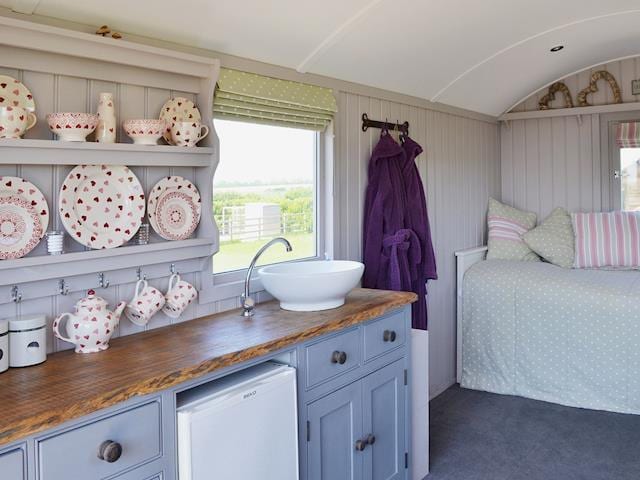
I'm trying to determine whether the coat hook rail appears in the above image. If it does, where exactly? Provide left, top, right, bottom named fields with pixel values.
left=361, top=113, right=409, bottom=136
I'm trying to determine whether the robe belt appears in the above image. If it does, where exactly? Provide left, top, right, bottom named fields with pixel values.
left=382, top=229, right=422, bottom=291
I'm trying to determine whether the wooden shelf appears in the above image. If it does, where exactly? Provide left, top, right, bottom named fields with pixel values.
left=0, top=139, right=214, bottom=167
left=0, top=238, right=218, bottom=285
left=499, top=101, right=640, bottom=121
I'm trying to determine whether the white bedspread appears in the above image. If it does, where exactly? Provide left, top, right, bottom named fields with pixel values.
left=461, top=260, right=640, bottom=414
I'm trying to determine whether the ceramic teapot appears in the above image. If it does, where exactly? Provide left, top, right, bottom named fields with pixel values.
left=53, top=289, right=126, bottom=353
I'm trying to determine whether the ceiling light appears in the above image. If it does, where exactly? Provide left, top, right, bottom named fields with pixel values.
left=550, top=45, right=564, bottom=52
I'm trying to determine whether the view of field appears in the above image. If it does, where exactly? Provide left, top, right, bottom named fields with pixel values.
left=212, top=119, right=317, bottom=274
left=621, top=148, right=640, bottom=212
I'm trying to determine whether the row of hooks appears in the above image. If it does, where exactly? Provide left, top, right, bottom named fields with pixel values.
left=10, top=264, right=180, bottom=302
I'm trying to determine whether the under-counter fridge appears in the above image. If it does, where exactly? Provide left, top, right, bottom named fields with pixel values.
left=177, top=362, right=299, bottom=480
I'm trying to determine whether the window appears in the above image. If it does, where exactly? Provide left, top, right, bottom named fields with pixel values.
left=212, top=119, right=320, bottom=274
left=619, top=148, right=640, bottom=211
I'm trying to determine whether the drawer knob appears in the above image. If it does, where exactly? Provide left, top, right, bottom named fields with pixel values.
left=365, top=434, right=376, bottom=445
left=331, top=350, right=347, bottom=365
left=98, top=440, right=123, bottom=463
left=355, top=439, right=367, bottom=451
left=383, top=330, right=397, bottom=342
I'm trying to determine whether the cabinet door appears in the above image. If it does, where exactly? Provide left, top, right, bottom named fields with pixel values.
left=362, top=360, right=406, bottom=480
left=307, top=381, right=363, bottom=480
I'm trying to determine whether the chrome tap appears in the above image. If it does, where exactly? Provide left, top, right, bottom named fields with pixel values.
left=241, top=237, right=293, bottom=317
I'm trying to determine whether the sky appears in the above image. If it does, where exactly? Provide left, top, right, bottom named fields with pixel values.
left=213, top=119, right=316, bottom=186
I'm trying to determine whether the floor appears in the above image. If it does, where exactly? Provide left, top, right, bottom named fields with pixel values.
left=427, top=385, right=640, bottom=480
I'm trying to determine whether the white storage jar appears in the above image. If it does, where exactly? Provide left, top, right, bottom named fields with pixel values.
left=0, top=319, right=7, bottom=373
left=9, top=315, right=47, bottom=367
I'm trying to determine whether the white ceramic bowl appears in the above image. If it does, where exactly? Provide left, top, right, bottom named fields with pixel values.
left=123, top=119, right=166, bottom=145
left=259, top=260, right=364, bottom=312
left=47, top=113, right=98, bottom=142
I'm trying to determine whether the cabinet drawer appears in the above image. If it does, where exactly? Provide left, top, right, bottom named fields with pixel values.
left=305, top=328, right=360, bottom=388
left=38, top=400, right=161, bottom=480
left=363, top=311, right=406, bottom=362
left=0, top=447, right=25, bottom=480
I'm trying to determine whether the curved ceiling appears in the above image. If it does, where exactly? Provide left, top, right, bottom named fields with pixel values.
left=3, top=0, right=640, bottom=116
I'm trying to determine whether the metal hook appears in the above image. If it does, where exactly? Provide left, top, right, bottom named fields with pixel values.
left=58, top=279, right=70, bottom=296
left=170, top=263, right=178, bottom=275
left=98, top=272, right=110, bottom=289
left=136, top=267, right=146, bottom=281
left=11, top=285, right=22, bottom=303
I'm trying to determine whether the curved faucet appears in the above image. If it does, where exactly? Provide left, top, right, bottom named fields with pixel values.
left=241, top=237, right=293, bottom=317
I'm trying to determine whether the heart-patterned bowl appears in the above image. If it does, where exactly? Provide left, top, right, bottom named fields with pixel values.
left=46, top=112, right=98, bottom=142
left=123, top=119, right=166, bottom=145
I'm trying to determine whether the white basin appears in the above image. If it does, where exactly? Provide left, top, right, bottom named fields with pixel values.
left=258, top=260, right=365, bottom=312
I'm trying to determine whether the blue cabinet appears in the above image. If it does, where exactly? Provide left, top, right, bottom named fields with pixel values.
left=307, top=382, right=363, bottom=480
left=362, top=360, right=406, bottom=480
left=304, top=308, right=410, bottom=480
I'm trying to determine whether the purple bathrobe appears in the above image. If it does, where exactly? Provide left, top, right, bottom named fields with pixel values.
left=362, top=132, right=437, bottom=330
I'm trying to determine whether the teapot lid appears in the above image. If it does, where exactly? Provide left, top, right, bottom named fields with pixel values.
left=77, top=289, right=108, bottom=309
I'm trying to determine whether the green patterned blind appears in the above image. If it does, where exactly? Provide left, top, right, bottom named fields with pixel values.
left=214, top=68, right=337, bottom=131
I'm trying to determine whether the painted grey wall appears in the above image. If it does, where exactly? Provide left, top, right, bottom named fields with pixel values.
left=501, top=57, right=640, bottom=220
left=0, top=66, right=500, bottom=400
left=332, top=91, right=500, bottom=398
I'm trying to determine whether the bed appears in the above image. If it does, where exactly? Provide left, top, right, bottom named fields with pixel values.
left=456, top=247, right=640, bottom=415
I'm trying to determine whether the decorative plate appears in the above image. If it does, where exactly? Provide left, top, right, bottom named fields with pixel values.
left=159, top=97, right=201, bottom=144
left=0, top=195, right=43, bottom=259
left=0, top=75, right=35, bottom=112
left=0, top=176, right=49, bottom=236
left=147, top=176, right=201, bottom=237
left=155, top=190, right=201, bottom=240
left=59, top=165, right=145, bottom=249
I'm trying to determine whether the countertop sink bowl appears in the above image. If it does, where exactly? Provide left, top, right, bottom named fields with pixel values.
left=258, top=260, right=364, bottom=312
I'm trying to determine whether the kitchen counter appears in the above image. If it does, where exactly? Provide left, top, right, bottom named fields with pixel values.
left=0, top=288, right=416, bottom=447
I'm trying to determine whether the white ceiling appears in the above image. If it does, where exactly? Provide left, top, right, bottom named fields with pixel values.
left=3, top=0, right=640, bottom=116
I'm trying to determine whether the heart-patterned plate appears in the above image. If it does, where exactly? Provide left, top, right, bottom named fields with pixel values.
left=0, top=75, right=35, bottom=112
left=155, top=190, right=201, bottom=240
left=147, top=176, right=201, bottom=237
left=0, top=195, right=43, bottom=259
left=0, top=176, right=49, bottom=236
left=159, top=97, right=201, bottom=144
left=59, top=165, right=145, bottom=249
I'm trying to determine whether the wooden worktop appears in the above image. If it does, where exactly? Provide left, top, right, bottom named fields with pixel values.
left=0, top=288, right=416, bottom=447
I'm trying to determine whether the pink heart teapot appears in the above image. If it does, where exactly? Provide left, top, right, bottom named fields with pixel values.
left=53, top=289, right=126, bottom=353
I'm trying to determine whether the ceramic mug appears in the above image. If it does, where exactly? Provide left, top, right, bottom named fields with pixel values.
left=125, top=279, right=166, bottom=326
left=0, top=106, right=37, bottom=139
left=169, top=121, right=209, bottom=147
left=162, top=273, right=198, bottom=318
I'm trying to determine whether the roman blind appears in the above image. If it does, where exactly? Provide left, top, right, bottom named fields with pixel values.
left=213, top=68, right=337, bottom=131
left=616, top=122, right=640, bottom=147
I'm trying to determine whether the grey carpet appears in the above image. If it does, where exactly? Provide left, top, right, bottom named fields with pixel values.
left=427, top=385, right=640, bottom=480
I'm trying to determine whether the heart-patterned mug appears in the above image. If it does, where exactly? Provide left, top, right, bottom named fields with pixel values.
left=0, top=106, right=37, bottom=139
left=169, top=121, right=209, bottom=147
left=125, top=279, right=166, bottom=326
left=162, top=273, right=198, bottom=318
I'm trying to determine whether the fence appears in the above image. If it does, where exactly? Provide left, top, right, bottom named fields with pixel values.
left=215, top=207, right=313, bottom=242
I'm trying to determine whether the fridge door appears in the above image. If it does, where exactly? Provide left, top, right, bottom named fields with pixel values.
left=177, top=363, right=299, bottom=480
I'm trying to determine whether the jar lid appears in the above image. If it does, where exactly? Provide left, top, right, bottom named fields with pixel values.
left=0, top=319, right=7, bottom=334
left=8, top=315, right=46, bottom=331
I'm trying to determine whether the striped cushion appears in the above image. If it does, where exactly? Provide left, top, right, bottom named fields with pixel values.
left=572, top=212, right=640, bottom=268
left=486, top=198, right=539, bottom=261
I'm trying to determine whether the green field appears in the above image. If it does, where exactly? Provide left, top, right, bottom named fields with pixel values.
left=213, top=232, right=316, bottom=273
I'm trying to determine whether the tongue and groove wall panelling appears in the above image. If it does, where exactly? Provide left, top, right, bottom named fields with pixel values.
left=333, top=91, right=500, bottom=397
left=500, top=115, right=602, bottom=220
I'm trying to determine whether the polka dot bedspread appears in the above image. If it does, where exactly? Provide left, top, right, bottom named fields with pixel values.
left=461, top=259, right=640, bottom=415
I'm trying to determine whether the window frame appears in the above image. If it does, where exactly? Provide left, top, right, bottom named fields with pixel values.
left=199, top=121, right=332, bottom=304
left=602, top=111, right=640, bottom=211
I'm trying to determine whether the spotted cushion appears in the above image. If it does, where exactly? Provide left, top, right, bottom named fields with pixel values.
left=523, top=207, right=575, bottom=268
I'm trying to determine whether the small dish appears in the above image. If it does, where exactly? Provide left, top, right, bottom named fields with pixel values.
left=123, top=119, right=166, bottom=145
left=46, top=113, right=98, bottom=142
